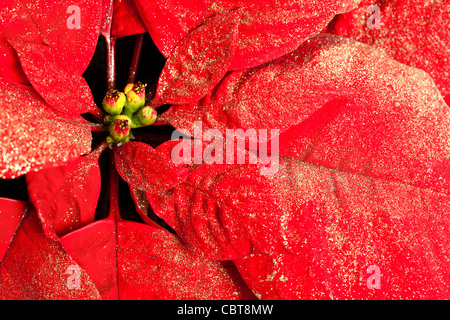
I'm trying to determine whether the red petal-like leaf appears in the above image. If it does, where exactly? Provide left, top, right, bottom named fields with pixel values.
left=160, top=32, right=450, bottom=148
left=112, top=0, right=146, bottom=38
left=0, top=209, right=101, bottom=299
left=147, top=162, right=262, bottom=260
left=135, top=0, right=361, bottom=70
left=0, top=78, right=92, bottom=179
left=0, top=42, right=28, bottom=85
left=1, top=0, right=104, bottom=76
left=158, top=58, right=315, bottom=138
left=234, top=179, right=450, bottom=299
left=26, top=144, right=105, bottom=241
left=272, top=35, right=450, bottom=194
left=0, top=0, right=43, bottom=84
left=0, top=198, right=27, bottom=261
left=114, top=141, right=189, bottom=193
left=330, top=0, right=450, bottom=98
left=31, top=0, right=103, bottom=73
left=133, top=0, right=212, bottom=58
left=233, top=252, right=313, bottom=299
left=60, top=197, right=254, bottom=299
left=148, top=35, right=450, bottom=298
left=11, top=41, right=99, bottom=119
left=61, top=218, right=117, bottom=299
left=205, top=0, right=362, bottom=70
left=152, top=9, right=241, bottom=107
left=119, top=221, right=254, bottom=299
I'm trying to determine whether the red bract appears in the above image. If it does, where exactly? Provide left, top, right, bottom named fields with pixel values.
left=142, top=0, right=365, bottom=109
left=0, top=199, right=101, bottom=299
left=151, top=8, right=241, bottom=107
left=114, top=141, right=189, bottom=193
left=0, top=0, right=107, bottom=83
left=0, top=198, right=27, bottom=260
left=60, top=211, right=255, bottom=299
left=205, top=0, right=362, bottom=70
left=133, top=0, right=212, bottom=59
left=10, top=42, right=99, bottom=120
left=112, top=0, right=146, bottom=38
left=0, top=0, right=109, bottom=178
left=149, top=34, right=450, bottom=298
left=26, top=143, right=105, bottom=240
left=329, top=0, right=450, bottom=100
left=135, top=0, right=362, bottom=70
left=0, top=78, right=93, bottom=179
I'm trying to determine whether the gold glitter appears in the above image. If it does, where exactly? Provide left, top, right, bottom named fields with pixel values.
left=0, top=78, right=91, bottom=179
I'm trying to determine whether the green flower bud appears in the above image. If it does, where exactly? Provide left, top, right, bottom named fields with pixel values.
left=124, top=82, right=146, bottom=113
left=108, top=115, right=131, bottom=143
left=102, top=89, right=126, bottom=115
left=137, top=105, right=157, bottom=126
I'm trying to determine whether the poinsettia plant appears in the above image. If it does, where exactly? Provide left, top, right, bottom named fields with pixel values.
left=0, top=0, right=449, bottom=300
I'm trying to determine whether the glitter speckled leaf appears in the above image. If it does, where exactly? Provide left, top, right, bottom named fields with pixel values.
left=233, top=252, right=313, bottom=299
left=229, top=154, right=450, bottom=299
left=112, top=0, right=146, bottom=38
left=152, top=9, right=241, bottom=107
left=114, top=142, right=189, bottom=193
left=134, top=0, right=362, bottom=71
left=0, top=209, right=101, bottom=299
left=233, top=174, right=450, bottom=300
left=11, top=41, right=100, bottom=119
left=60, top=200, right=254, bottom=299
left=329, top=0, right=450, bottom=98
left=0, top=0, right=104, bottom=81
left=159, top=32, right=450, bottom=149
left=148, top=34, right=450, bottom=298
left=205, top=0, right=362, bottom=70
left=147, top=161, right=266, bottom=260
left=133, top=0, right=212, bottom=58
left=26, top=145, right=105, bottom=241
left=157, top=54, right=319, bottom=138
left=0, top=198, right=27, bottom=261
left=0, top=78, right=92, bottom=179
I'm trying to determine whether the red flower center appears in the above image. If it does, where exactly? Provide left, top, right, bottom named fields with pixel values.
left=114, top=118, right=130, bottom=136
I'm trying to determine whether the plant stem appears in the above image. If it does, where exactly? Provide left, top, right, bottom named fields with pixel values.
left=89, top=107, right=105, bottom=122
left=102, top=0, right=121, bottom=224
left=102, top=0, right=116, bottom=90
left=108, top=151, right=121, bottom=221
left=123, top=107, right=134, bottom=120
left=128, top=33, right=144, bottom=84
left=107, top=147, right=121, bottom=300
left=89, top=123, right=108, bottom=132
left=92, top=140, right=109, bottom=156
left=106, top=37, right=116, bottom=90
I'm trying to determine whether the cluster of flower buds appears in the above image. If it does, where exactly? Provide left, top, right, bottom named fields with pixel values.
left=102, top=82, right=157, bottom=144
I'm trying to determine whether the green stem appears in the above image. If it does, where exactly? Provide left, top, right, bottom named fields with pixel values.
left=123, top=108, right=134, bottom=121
